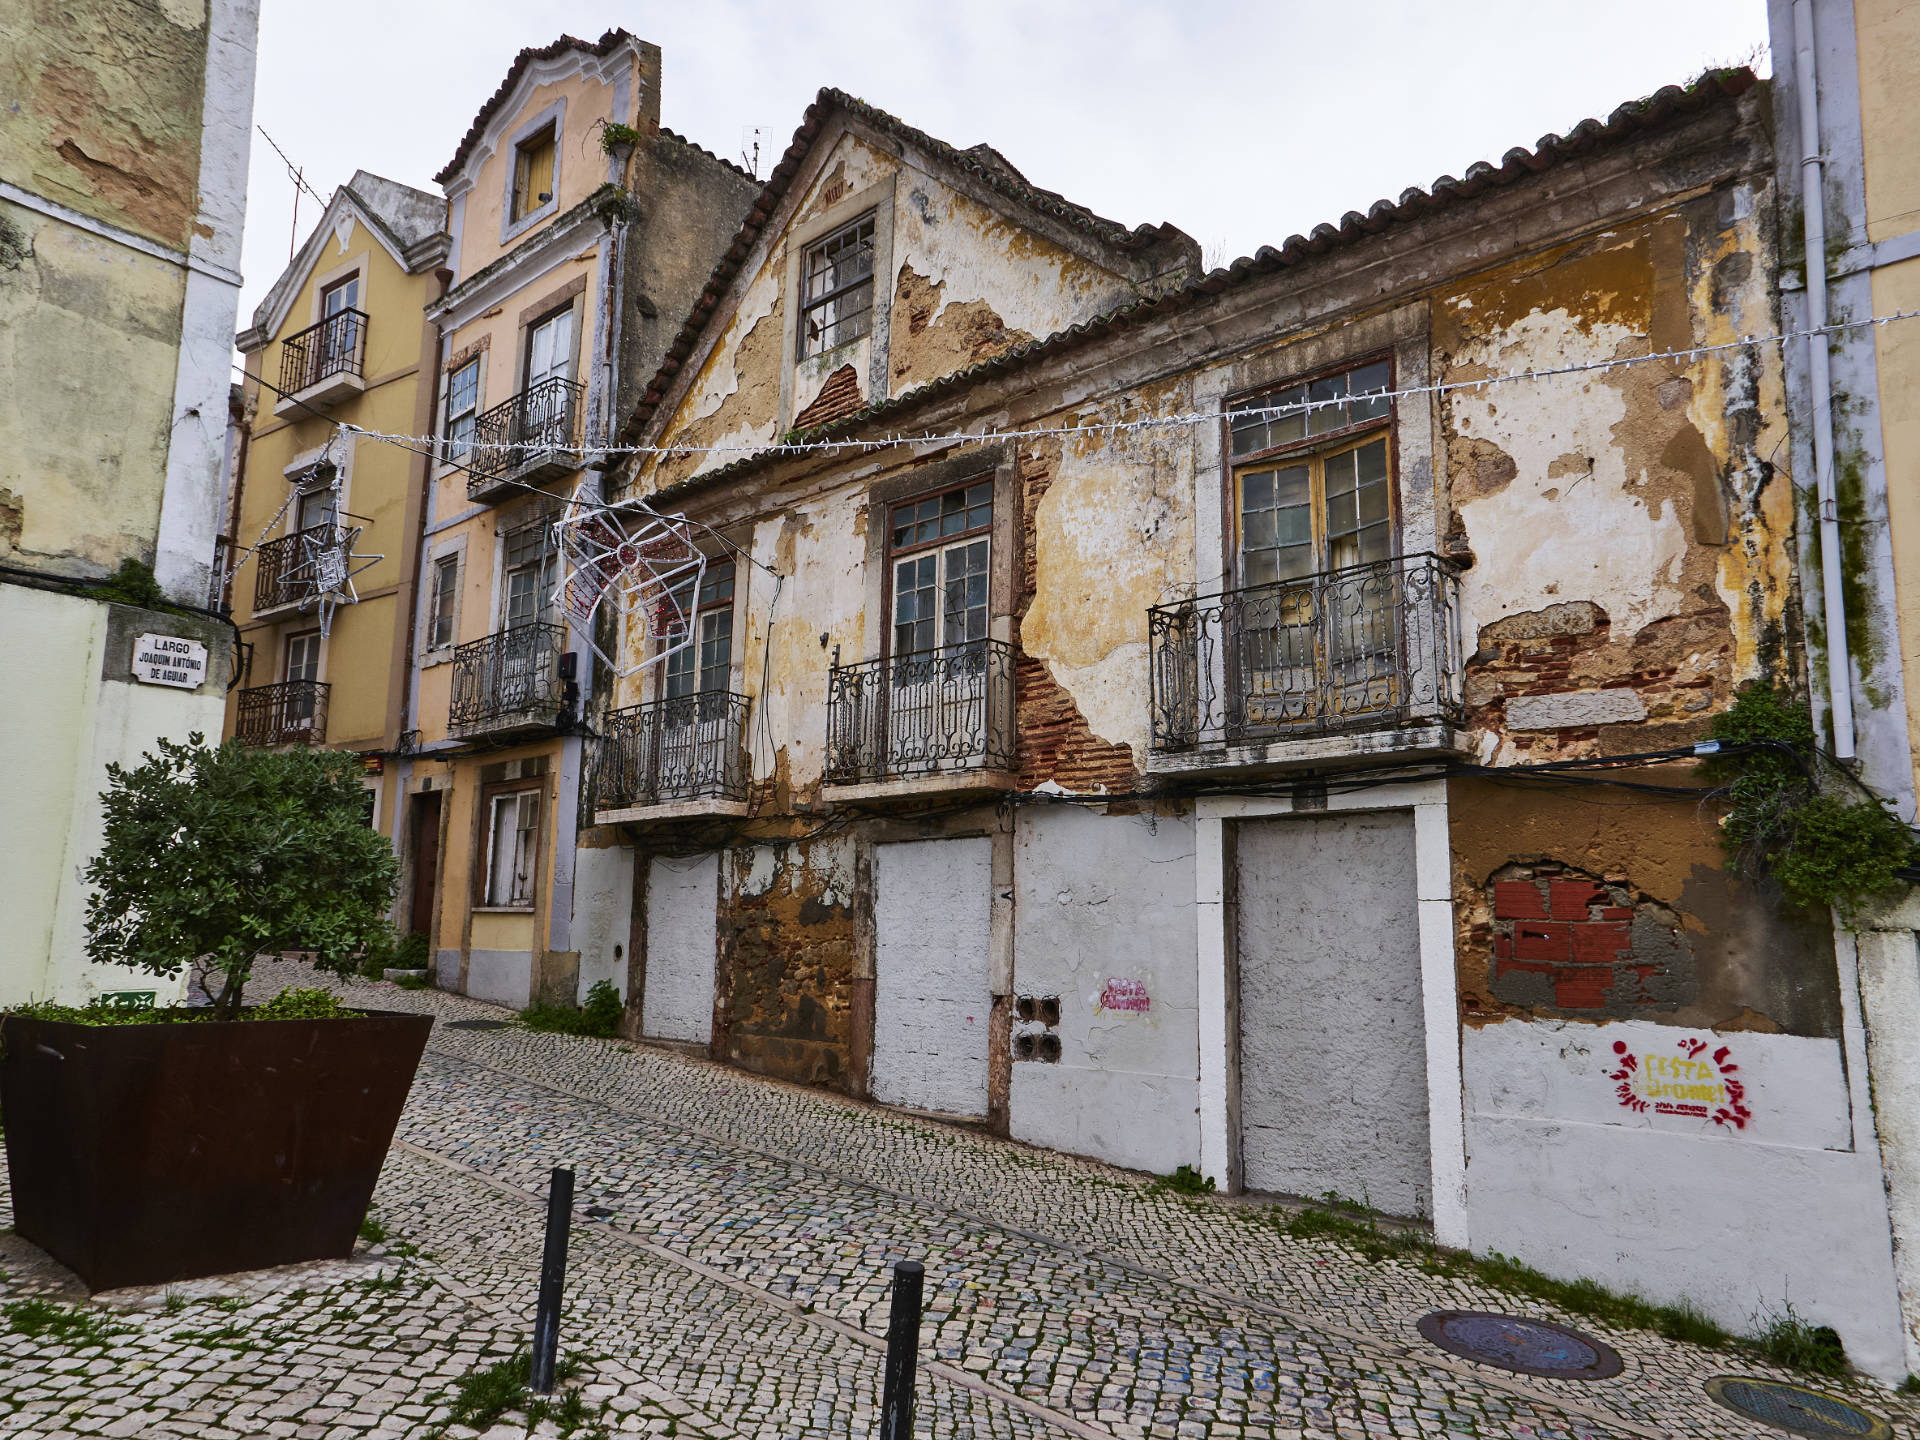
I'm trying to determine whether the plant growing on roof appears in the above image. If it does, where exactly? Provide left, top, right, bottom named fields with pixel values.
left=1704, top=685, right=1920, bottom=910
left=82, top=734, right=398, bottom=1020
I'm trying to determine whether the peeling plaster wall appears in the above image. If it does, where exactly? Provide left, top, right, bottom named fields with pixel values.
left=1436, top=197, right=1796, bottom=766
left=636, top=126, right=1145, bottom=495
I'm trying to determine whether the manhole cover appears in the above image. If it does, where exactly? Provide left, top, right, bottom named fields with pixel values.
left=1415, top=1310, right=1623, bottom=1379
left=1704, top=1377, right=1890, bottom=1439
left=446, top=1019, right=510, bottom=1031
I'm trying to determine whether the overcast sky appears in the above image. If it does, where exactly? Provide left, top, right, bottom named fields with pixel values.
left=237, top=0, right=1770, bottom=330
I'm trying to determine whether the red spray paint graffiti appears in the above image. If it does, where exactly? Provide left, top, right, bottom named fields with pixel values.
left=1608, top=1036, right=1751, bottom=1129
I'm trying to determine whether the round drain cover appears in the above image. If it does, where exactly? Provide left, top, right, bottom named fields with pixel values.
left=1704, top=1377, right=1890, bottom=1439
left=446, top=1019, right=510, bottom=1030
left=1415, top=1310, right=1623, bottom=1379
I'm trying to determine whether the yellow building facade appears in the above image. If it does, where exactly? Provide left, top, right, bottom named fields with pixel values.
left=389, top=31, right=756, bottom=1006
left=225, top=174, right=449, bottom=840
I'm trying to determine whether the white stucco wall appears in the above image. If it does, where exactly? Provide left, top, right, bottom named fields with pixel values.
left=1463, top=1017, right=1907, bottom=1379
left=871, top=836, right=992, bottom=1116
left=572, top=843, right=634, bottom=1002
left=1009, top=806, right=1200, bottom=1175
left=644, top=853, right=719, bottom=1044
left=2, top=587, right=227, bottom=1005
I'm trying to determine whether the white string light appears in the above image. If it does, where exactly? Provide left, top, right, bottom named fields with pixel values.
left=330, top=306, right=1920, bottom=467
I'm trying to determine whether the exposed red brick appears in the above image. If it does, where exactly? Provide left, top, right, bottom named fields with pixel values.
left=1512, top=921, right=1571, bottom=962
left=792, top=364, right=865, bottom=431
left=1549, top=878, right=1606, bottom=919
left=1493, top=879, right=1550, bottom=920
left=1571, top=922, right=1633, bottom=964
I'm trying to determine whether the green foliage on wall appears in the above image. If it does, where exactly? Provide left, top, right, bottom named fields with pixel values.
left=1706, top=686, right=1919, bottom=911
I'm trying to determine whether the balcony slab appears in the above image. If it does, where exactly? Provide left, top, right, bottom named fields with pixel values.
left=1147, top=722, right=1473, bottom=780
left=596, top=797, right=752, bottom=827
left=272, top=369, right=365, bottom=418
left=824, top=770, right=1018, bottom=806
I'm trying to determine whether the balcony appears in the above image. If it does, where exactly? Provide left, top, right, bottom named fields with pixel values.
left=275, top=310, right=367, bottom=415
left=448, top=622, right=569, bottom=739
left=1146, top=552, right=1466, bottom=776
left=825, top=639, right=1016, bottom=801
left=591, top=692, right=751, bottom=825
left=465, top=377, right=585, bottom=501
left=236, top=679, right=329, bottom=747
left=252, top=525, right=335, bottom=614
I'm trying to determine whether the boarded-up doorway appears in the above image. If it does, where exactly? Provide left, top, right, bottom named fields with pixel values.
left=1235, top=811, right=1430, bottom=1217
left=644, top=853, right=718, bottom=1044
left=872, top=836, right=992, bottom=1116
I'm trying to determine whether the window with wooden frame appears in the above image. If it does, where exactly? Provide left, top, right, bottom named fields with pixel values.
left=800, top=213, right=876, bottom=358
left=444, top=358, right=480, bottom=462
left=888, top=478, right=992, bottom=658
left=483, top=788, right=540, bottom=908
left=501, top=518, right=556, bottom=630
left=285, top=630, right=322, bottom=729
left=662, top=559, right=736, bottom=700
left=428, top=554, right=460, bottom=650
left=1227, top=358, right=1393, bottom=586
left=294, top=468, right=339, bottom=535
left=1224, top=358, right=1398, bottom=723
left=510, top=124, right=557, bottom=223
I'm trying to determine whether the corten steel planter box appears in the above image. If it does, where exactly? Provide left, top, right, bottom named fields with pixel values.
left=0, top=1009, right=432, bottom=1291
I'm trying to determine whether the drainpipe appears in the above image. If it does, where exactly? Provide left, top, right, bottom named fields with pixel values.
left=1795, top=0, right=1857, bottom=760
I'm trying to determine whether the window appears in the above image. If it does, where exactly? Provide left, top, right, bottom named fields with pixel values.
left=889, top=479, right=992, bottom=656
left=662, top=560, right=736, bottom=699
left=484, top=790, right=540, bottom=907
left=1228, top=359, right=1393, bottom=586
left=510, top=125, right=556, bottom=223
left=800, top=214, right=876, bottom=358
left=320, top=274, right=359, bottom=318
left=502, top=519, right=556, bottom=630
left=525, top=307, right=574, bottom=389
left=429, top=554, right=459, bottom=650
left=295, top=480, right=337, bottom=535
left=444, top=358, right=480, bottom=462
left=285, top=630, right=321, bottom=730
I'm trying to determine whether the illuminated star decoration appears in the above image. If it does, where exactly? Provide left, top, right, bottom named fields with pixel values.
left=284, top=519, right=383, bottom=639
left=550, top=499, right=705, bottom=678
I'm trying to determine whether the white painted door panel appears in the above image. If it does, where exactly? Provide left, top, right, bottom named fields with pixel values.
left=644, top=853, right=718, bottom=1044
left=1236, top=812, right=1431, bottom=1217
left=872, top=837, right=992, bottom=1116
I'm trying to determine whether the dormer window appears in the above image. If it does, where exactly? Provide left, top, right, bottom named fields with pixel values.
left=511, top=125, right=557, bottom=223
left=800, top=214, right=875, bottom=357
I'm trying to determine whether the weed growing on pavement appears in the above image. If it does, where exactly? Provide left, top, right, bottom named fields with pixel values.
left=1149, top=1164, right=1216, bottom=1196
left=212, top=1296, right=246, bottom=1314
left=393, top=973, right=429, bottom=990
left=360, top=1269, right=406, bottom=1293
left=520, top=980, right=623, bottom=1038
left=359, top=1214, right=388, bottom=1244
left=3, top=1299, right=127, bottom=1346
left=438, top=1351, right=588, bottom=1434
left=161, top=1289, right=187, bottom=1315
left=1753, top=1300, right=1848, bottom=1376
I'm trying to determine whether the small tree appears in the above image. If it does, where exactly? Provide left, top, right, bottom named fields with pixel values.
left=83, top=734, right=398, bottom=1019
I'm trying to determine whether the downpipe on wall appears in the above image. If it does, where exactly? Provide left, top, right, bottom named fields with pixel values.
left=1796, top=0, right=1858, bottom=761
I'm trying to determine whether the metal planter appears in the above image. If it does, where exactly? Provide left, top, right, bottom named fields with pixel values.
left=0, top=1009, right=432, bottom=1291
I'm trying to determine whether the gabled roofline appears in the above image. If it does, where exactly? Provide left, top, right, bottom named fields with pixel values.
left=617, top=86, right=1196, bottom=446
left=236, top=179, right=450, bottom=353
left=618, top=67, right=1762, bottom=499
left=435, top=28, right=638, bottom=188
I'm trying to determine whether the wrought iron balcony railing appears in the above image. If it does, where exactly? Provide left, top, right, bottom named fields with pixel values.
left=236, top=679, right=329, bottom=747
left=1147, top=552, right=1463, bottom=754
left=826, top=639, right=1016, bottom=785
left=466, top=377, right=585, bottom=497
left=591, top=692, right=750, bottom=814
left=279, top=309, right=367, bottom=397
left=253, top=525, right=334, bottom=612
left=448, top=621, right=568, bottom=737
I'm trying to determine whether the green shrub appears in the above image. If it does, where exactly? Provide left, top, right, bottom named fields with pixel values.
left=1754, top=1302, right=1848, bottom=1376
left=83, top=735, right=398, bottom=1019
left=521, top=980, right=623, bottom=1038
left=1149, top=1164, right=1216, bottom=1196
left=252, top=987, right=354, bottom=1021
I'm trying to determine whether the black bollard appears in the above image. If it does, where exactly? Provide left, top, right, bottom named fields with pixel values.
left=878, top=1259, right=925, bottom=1440
left=529, top=1166, right=574, bottom=1394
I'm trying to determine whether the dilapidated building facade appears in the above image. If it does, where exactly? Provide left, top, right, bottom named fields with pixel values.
left=576, top=70, right=1916, bottom=1374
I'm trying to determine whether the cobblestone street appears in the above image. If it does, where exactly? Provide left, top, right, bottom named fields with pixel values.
left=5, top=966, right=1919, bottom=1440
